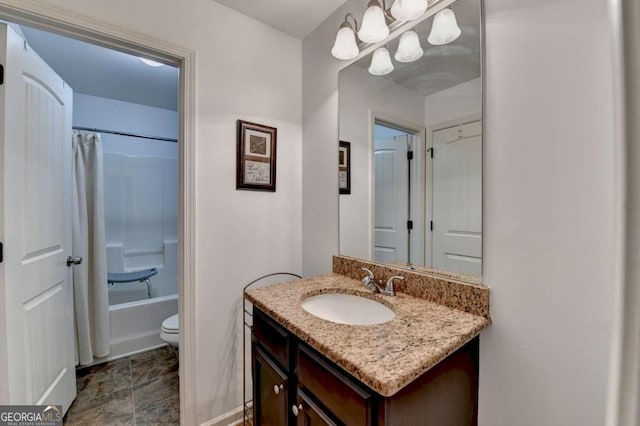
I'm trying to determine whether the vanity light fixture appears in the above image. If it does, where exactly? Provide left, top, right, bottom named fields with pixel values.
left=427, top=6, right=462, bottom=45
left=394, top=30, right=424, bottom=62
left=390, top=0, right=428, bottom=21
left=368, top=47, right=394, bottom=76
left=358, top=0, right=390, bottom=44
left=139, top=57, right=164, bottom=67
left=331, top=14, right=360, bottom=60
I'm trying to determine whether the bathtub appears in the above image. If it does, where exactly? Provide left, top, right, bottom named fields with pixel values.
left=89, top=294, right=178, bottom=364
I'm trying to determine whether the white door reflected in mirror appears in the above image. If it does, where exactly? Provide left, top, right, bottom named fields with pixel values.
left=432, top=121, right=482, bottom=276
left=374, top=130, right=410, bottom=264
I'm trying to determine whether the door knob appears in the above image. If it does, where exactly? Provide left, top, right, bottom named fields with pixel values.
left=291, top=404, right=304, bottom=417
left=273, top=384, right=284, bottom=395
left=66, top=256, right=83, bottom=267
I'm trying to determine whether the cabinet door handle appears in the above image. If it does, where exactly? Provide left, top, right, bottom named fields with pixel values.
left=273, top=384, right=284, bottom=395
left=291, top=403, right=304, bottom=417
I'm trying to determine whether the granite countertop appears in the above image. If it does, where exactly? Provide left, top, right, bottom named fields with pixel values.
left=244, top=273, right=490, bottom=397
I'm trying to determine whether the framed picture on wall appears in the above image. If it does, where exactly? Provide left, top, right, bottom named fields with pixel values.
left=339, top=141, right=351, bottom=194
left=236, top=119, right=277, bottom=192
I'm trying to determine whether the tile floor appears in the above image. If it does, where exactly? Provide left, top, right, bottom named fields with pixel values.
left=64, top=346, right=179, bottom=425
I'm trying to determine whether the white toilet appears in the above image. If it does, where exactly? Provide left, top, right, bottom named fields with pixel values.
left=160, top=314, right=179, bottom=347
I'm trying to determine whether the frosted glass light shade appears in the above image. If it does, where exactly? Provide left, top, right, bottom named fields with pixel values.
left=427, top=8, right=462, bottom=45
left=390, top=0, right=428, bottom=21
left=369, top=47, right=394, bottom=75
left=331, top=25, right=359, bottom=60
left=358, top=1, right=389, bottom=44
left=394, top=31, right=424, bottom=63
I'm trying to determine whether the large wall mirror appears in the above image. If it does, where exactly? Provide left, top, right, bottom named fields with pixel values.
left=338, top=0, right=483, bottom=282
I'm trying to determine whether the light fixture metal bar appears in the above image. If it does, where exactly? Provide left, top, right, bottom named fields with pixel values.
left=344, top=12, right=359, bottom=31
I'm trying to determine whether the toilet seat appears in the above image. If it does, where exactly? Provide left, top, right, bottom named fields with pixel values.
left=160, top=314, right=179, bottom=347
left=162, top=314, right=179, bottom=333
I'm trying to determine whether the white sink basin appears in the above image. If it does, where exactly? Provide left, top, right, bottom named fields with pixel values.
left=301, top=293, right=395, bottom=325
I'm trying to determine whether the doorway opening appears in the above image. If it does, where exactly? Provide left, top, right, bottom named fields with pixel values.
left=2, top=20, right=180, bottom=423
left=0, top=5, right=196, bottom=424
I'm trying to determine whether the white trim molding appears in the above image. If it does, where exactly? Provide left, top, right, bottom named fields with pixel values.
left=199, top=405, right=245, bottom=426
left=606, top=0, right=639, bottom=425
left=0, top=1, right=198, bottom=425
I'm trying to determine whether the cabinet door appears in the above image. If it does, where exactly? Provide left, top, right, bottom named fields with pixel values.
left=293, top=389, right=339, bottom=426
left=253, top=345, right=289, bottom=426
left=297, top=344, right=372, bottom=425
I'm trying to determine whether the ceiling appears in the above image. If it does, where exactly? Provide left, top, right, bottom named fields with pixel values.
left=354, top=0, right=481, bottom=97
left=20, top=26, right=179, bottom=110
left=215, top=0, right=350, bottom=39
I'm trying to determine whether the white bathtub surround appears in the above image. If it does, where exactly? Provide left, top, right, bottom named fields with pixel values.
left=95, top=294, right=179, bottom=363
left=72, top=131, right=110, bottom=365
left=74, top=93, right=179, bottom=305
left=103, top=152, right=178, bottom=304
left=107, top=240, right=178, bottom=304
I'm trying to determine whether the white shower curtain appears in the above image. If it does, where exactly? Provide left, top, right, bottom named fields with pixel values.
left=72, top=132, right=110, bottom=365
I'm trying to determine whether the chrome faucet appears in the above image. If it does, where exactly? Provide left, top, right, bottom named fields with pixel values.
left=361, top=268, right=403, bottom=296
left=383, top=276, right=404, bottom=296
left=361, top=268, right=378, bottom=292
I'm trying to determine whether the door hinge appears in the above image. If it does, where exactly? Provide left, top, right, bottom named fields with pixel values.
left=407, top=150, right=414, bottom=160
left=430, top=221, right=433, bottom=231
left=0, top=65, right=4, bottom=85
left=407, top=220, right=413, bottom=230
left=0, top=242, right=3, bottom=263
left=427, top=147, right=434, bottom=158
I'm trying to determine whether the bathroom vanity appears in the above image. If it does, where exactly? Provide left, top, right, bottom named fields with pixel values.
left=245, top=256, right=491, bottom=426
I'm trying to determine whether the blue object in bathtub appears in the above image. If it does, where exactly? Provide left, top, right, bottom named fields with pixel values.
left=107, top=268, right=158, bottom=298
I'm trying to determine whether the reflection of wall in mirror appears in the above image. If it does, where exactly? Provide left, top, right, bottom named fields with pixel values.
left=425, top=78, right=481, bottom=126
left=339, top=68, right=482, bottom=268
left=339, top=65, right=425, bottom=261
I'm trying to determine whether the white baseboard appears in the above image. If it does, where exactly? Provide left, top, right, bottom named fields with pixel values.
left=200, top=405, right=246, bottom=426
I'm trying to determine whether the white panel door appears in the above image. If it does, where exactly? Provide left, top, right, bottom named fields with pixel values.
left=0, top=25, right=75, bottom=412
left=432, top=120, right=482, bottom=275
left=374, top=135, right=409, bottom=264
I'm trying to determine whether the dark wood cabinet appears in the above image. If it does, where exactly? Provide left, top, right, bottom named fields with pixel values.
left=297, top=344, right=373, bottom=425
left=251, top=306, right=479, bottom=426
left=294, top=388, right=338, bottom=426
left=253, top=345, right=289, bottom=426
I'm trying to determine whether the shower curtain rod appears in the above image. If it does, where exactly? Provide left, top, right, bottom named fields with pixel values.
left=73, top=126, right=178, bottom=143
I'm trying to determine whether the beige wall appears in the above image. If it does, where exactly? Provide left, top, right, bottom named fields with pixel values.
left=302, top=0, right=617, bottom=424
left=36, top=0, right=302, bottom=422
left=479, top=0, right=615, bottom=423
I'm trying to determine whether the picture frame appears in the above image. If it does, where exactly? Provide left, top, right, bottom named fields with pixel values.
left=339, top=141, right=351, bottom=194
left=236, top=120, right=277, bottom=192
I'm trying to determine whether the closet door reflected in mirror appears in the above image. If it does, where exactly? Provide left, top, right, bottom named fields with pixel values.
left=338, top=0, right=483, bottom=282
